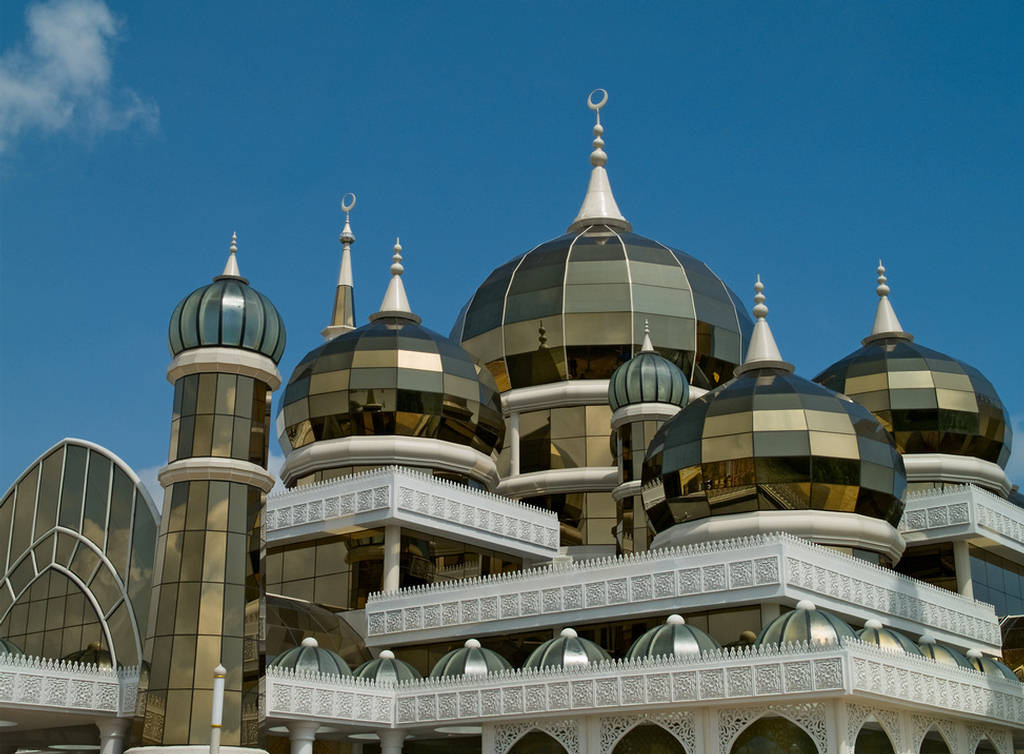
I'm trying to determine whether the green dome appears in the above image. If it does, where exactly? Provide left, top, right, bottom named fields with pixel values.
left=856, top=619, right=923, bottom=655
left=522, top=628, right=611, bottom=670
left=268, top=637, right=352, bottom=677
left=429, top=639, right=512, bottom=678
left=625, top=614, right=719, bottom=660
left=0, top=637, right=24, bottom=656
left=917, top=637, right=973, bottom=669
left=63, top=641, right=114, bottom=668
left=608, top=335, right=689, bottom=411
left=353, top=650, right=422, bottom=683
left=756, top=601, right=858, bottom=647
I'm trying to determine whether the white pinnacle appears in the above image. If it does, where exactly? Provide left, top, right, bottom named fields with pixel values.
left=640, top=319, right=655, bottom=353
left=568, top=89, right=631, bottom=234
left=371, top=237, right=421, bottom=323
left=736, top=275, right=792, bottom=375
left=864, top=260, right=912, bottom=344
left=324, top=193, right=358, bottom=340
left=222, top=232, right=242, bottom=278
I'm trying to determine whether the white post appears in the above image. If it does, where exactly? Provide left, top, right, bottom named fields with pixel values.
left=953, top=540, right=974, bottom=599
left=509, top=412, right=520, bottom=476
left=378, top=728, right=405, bottom=754
left=96, top=718, right=130, bottom=754
left=287, top=721, right=319, bottom=754
left=383, top=524, right=402, bottom=593
left=834, top=699, right=851, bottom=754
left=210, top=663, right=226, bottom=754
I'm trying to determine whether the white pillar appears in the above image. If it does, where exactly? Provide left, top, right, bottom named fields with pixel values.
left=953, top=539, right=974, bottom=599
left=287, top=721, right=319, bottom=754
left=96, top=718, right=130, bottom=754
left=509, top=412, right=520, bottom=476
left=383, top=524, right=402, bottom=593
left=699, top=707, right=717, bottom=754
left=834, top=699, right=851, bottom=754
left=378, top=728, right=405, bottom=754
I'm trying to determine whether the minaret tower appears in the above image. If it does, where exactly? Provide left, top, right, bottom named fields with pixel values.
left=322, top=193, right=357, bottom=340
left=133, top=234, right=286, bottom=751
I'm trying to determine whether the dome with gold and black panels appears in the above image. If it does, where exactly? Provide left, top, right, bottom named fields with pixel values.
left=451, top=91, right=752, bottom=393
left=277, top=239, right=504, bottom=487
left=642, top=278, right=907, bottom=559
left=814, top=263, right=1012, bottom=476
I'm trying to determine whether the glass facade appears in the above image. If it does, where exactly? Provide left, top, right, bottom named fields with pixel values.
left=815, top=337, right=1012, bottom=467
left=170, top=373, right=270, bottom=465
left=617, top=419, right=666, bottom=553
left=970, top=545, right=1024, bottom=617
left=643, top=368, right=907, bottom=533
left=452, top=229, right=753, bottom=392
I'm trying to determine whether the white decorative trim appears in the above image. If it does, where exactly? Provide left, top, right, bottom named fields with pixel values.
left=910, top=713, right=960, bottom=754
left=0, top=653, right=138, bottom=717
left=365, top=533, right=1001, bottom=652
left=279, top=435, right=499, bottom=489
left=166, top=346, right=281, bottom=389
left=900, top=484, right=1024, bottom=555
left=267, top=466, right=559, bottom=561
left=598, top=711, right=695, bottom=753
left=718, top=702, right=828, bottom=754
left=845, top=702, right=902, bottom=752
left=610, top=403, right=681, bottom=431
left=492, top=718, right=580, bottom=754
left=965, top=722, right=1013, bottom=754
left=263, top=667, right=394, bottom=726
left=650, top=510, right=906, bottom=563
left=496, top=467, right=618, bottom=498
left=158, top=457, right=276, bottom=493
left=903, top=453, right=1011, bottom=497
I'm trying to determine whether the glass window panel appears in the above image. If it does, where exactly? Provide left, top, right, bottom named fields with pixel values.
left=701, top=434, right=753, bottom=463
left=88, top=563, right=121, bottom=615
left=192, top=415, right=214, bottom=456
left=36, top=448, right=63, bottom=538
left=752, top=409, right=808, bottom=432
left=234, top=377, right=254, bottom=419
left=11, top=465, right=40, bottom=562
left=69, top=543, right=100, bottom=585
left=215, top=374, right=237, bottom=414
left=211, top=415, right=233, bottom=457
left=0, top=492, right=13, bottom=574
left=81, top=452, right=111, bottom=548
left=196, top=374, right=217, bottom=414
left=809, top=431, right=860, bottom=459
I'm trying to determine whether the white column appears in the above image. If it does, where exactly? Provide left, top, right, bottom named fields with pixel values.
left=287, top=721, right=319, bottom=754
left=509, top=412, right=520, bottom=476
left=95, top=718, right=130, bottom=754
left=383, top=524, right=402, bottom=593
left=378, top=728, right=406, bottom=754
left=953, top=540, right=974, bottom=599
left=699, top=708, right=717, bottom=754
left=834, top=699, right=851, bottom=754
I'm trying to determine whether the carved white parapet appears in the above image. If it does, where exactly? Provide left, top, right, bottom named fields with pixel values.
left=901, top=484, right=1024, bottom=555
left=264, top=666, right=394, bottom=726
left=266, top=466, right=560, bottom=561
left=365, top=532, right=1002, bottom=652
left=0, top=653, right=139, bottom=717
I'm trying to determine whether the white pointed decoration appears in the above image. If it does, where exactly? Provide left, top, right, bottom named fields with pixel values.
left=735, top=275, right=793, bottom=375
left=222, top=232, right=241, bottom=277
left=863, top=260, right=912, bottom=344
left=323, top=193, right=358, bottom=340
left=338, top=193, right=356, bottom=287
left=640, top=319, right=655, bottom=353
left=568, top=89, right=632, bottom=233
left=370, top=236, right=422, bottom=323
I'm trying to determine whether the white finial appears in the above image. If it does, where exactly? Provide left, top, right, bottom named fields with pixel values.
left=568, top=89, right=631, bottom=233
left=560, top=627, right=578, bottom=639
left=864, top=619, right=883, bottom=630
left=864, top=259, right=912, bottom=344
left=919, top=633, right=936, bottom=645
left=464, top=638, right=482, bottom=649
left=796, top=599, right=817, bottom=611
left=220, top=231, right=243, bottom=279
left=667, top=614, right=685, bottom=625
left=324, top=194, right=359, bottom=339
left=735, top=275, right=792, bottom=375
left=379, top=649, right=396, bottom=660
left=301, top=637, right=319, bottom=648
left=370, top=236, right=421, bottom=323
left=640, top=319, right=655, bottom=353
left=966, top=648, right=983, bottom=659
left=340, top=193, right=356, bottom=244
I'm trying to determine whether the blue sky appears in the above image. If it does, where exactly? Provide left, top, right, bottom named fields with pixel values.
left=1, top=0, right=1021, bottom=497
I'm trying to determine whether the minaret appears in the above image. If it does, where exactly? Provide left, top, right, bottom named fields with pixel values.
left=134, top=234, right=286, bottom=750
left=568, top=88, right=631, bottom=233
left=322, top=193, right=358, bottom=340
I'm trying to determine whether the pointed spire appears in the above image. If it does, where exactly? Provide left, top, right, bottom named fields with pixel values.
left=215, top=232, right=249, bottom=283
left=322, top=193, right=358, bottom=340
left=640, top=319, right=655, bottom=353
left=862, top=260, right=913, bottom=345
left=735, top=275, right=793, bottom=375
left=568, top=89, right=632, bottom=234
left=369, top=237, right=422, bottom=324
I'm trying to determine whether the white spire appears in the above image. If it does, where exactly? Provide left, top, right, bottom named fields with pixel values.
left=735, top=275, right=793, bottom=375
left=215, top=232, right=248, bottom=283
left=568, top=89, right=632, bottom=234
left=640, top=319, right=655, bottom=353
left=863, top=260, right=912, bottom=344
left=370, top=237, right=421, bottom=324
left=323, top=193, right=358, bottom=340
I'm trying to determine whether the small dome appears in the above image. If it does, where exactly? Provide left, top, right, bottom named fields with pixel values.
left=0, top=637, right=24, bottom=656
left=609, top=328, right=689, bottom=411
left=966, top=649, right=1018, bottom=681
left=63, top=641, right=114, bottom=668
left=756, top=601, right=858, bottom=647
left=625, top=614, right=719, bottom=660
left=278, top=316, right=504, bottom=457
left=168, top=236, right=286, bottom=364
left=353, top=649, right=422, bottom=683
left=917, top=636, right=973, bottom=669
left=429, top=638, right=513, bottom=678
left=857, top=619, right=923, bottom=655
left=522, top=627, right=611, bottom=670
left=269, top=636, right=352, bottom=677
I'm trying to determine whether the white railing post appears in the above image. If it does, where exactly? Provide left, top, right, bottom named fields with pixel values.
left=210, top=663, right=226, bottom=754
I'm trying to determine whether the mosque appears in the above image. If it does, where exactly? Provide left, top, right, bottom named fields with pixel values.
left=0, top=90, right=1021, bottom=754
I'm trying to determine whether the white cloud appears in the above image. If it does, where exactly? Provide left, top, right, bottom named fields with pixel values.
left=135, top=453, right=287, bottom=513
left=0, top=0, right=157, bottom=152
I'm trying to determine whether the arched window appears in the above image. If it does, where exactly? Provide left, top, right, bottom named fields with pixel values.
left=974, top=738, right=998, bottom=753
left=730, top=716, right=818, bottom=754
left=855, top=722, right=895, bottom=754
left=920, top=729, right=952, bottom=754
left=508, top=730, right=567, bottom=754
left=612, top=723, right=687, bottom=754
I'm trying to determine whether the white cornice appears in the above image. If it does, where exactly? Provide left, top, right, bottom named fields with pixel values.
left=0, top=654, right=138, bottom=717
left=500, top=380, right=611, bottom=415
left=903, top=453, right=1011, bottom=497
left=167, top=346, right=282, bottom=389
left=900, top=483, right=1024, bottom=557
left=610, top=403, right=682, bottom=431
left=158, top=457, right=276, bottom=493
left=496, top=467, right=618, bottom=498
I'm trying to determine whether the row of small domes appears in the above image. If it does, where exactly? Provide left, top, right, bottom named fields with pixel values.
left=267, top=602, right=1017, bottom=683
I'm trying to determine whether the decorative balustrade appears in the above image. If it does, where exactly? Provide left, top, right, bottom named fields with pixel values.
left=901, top=484, right=1024, bottom=552
left=0, top=653, right=139, bottom=717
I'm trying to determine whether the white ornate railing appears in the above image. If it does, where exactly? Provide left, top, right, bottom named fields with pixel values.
left=0, top=653, right=138, bottom=717
left=263, top=640, right=1024, bottom=730
left=266, top=466, right=560, bottom=558
left=901, top=484, right=1024, bottom=553
left=365, top=533, right=1002, bottom=651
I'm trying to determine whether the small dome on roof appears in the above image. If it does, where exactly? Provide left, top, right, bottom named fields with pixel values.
left=756, top=601, right=858, bottom=647
left=917, top=635, right=972, bottom=669
left=857, top=619, right=923, bottom=655
left=353, top=649, right=422, bottom=683
left=966, top=649, right=1018, bottom=682
left=522, top=628, right=611, bottom=670
left=608, top=324, right=689, bottom=411
left=429, top=638, right=513, bottom=678
left=268, top=636, right=352, bottom=677
left=625, top=614, right=719, bottom=660
left=0, top=638, right=24, bottom=656
left=63, top=641, right=114, bottom=668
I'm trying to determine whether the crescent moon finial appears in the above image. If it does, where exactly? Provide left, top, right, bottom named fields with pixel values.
left=587, top=88, right=608, bottom=111
left=341, top=192, right=356, bottom=214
